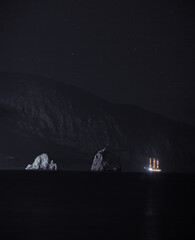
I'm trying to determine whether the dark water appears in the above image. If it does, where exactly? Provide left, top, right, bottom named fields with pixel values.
left=0, top=171, right=194, bottom=240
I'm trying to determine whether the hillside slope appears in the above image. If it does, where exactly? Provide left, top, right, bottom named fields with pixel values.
left=0, top=72, right=194, bottom=172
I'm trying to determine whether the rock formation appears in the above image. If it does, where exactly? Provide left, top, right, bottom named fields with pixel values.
left=0, top=72, right=194, bottom=172
left=25, top=153, right=57, bottom=170
left=91, top=146, right=121, bottom=172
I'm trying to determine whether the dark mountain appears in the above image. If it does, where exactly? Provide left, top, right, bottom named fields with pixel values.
left=0, top=72, right=194, bottom=172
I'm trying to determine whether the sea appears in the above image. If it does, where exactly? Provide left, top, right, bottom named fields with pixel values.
left=0, top=171, right=194, bottom=240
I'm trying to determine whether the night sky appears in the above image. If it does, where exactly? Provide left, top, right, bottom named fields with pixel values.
left=0, top=0, right=194, bottom=125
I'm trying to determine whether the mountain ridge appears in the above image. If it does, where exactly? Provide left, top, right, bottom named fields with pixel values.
left=0, top=72, right=194, bottom=172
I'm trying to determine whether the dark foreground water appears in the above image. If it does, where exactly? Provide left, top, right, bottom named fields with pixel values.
left=0, top=171, right=194, bottom=240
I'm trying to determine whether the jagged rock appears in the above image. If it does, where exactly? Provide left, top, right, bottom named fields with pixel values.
left=25, top=153, right=57, bottom=170
left=91, top=146, right=121, bottom=172
left=0, top=72, right=194, bottom=172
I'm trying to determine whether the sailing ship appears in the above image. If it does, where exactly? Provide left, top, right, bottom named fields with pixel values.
left=144, top=157, right=161, bottom=172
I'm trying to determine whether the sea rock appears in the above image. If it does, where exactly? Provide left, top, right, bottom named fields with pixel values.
left=91, top=146, right=121, bottom=172
left=25, top=153, right=57, bottom=170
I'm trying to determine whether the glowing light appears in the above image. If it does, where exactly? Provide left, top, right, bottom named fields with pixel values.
left=157, top=159, right=159, bottom=169
left=153, top=158, right=156, bottom=169
left=149, top=158, right=152, bottom=168
left=148, top=168, right=161, bottom=172
left=145, top=157, right=161, bottom=172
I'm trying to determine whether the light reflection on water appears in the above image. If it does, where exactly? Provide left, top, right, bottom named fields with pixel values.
left=144, top=182, right=160, bottom=240
left=0, top=172, right=194, bottom=240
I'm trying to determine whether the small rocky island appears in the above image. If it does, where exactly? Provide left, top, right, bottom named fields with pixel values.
left=91, top=146, right=121, bottom=172
left=25, top=153, right=57, bottom=170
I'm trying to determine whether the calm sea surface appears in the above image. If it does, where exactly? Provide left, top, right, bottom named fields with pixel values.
left=0, top=171, right=194, bottom=240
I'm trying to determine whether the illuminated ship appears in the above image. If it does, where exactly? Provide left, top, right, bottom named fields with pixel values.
left=144, top=157, right=161, bottom=172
